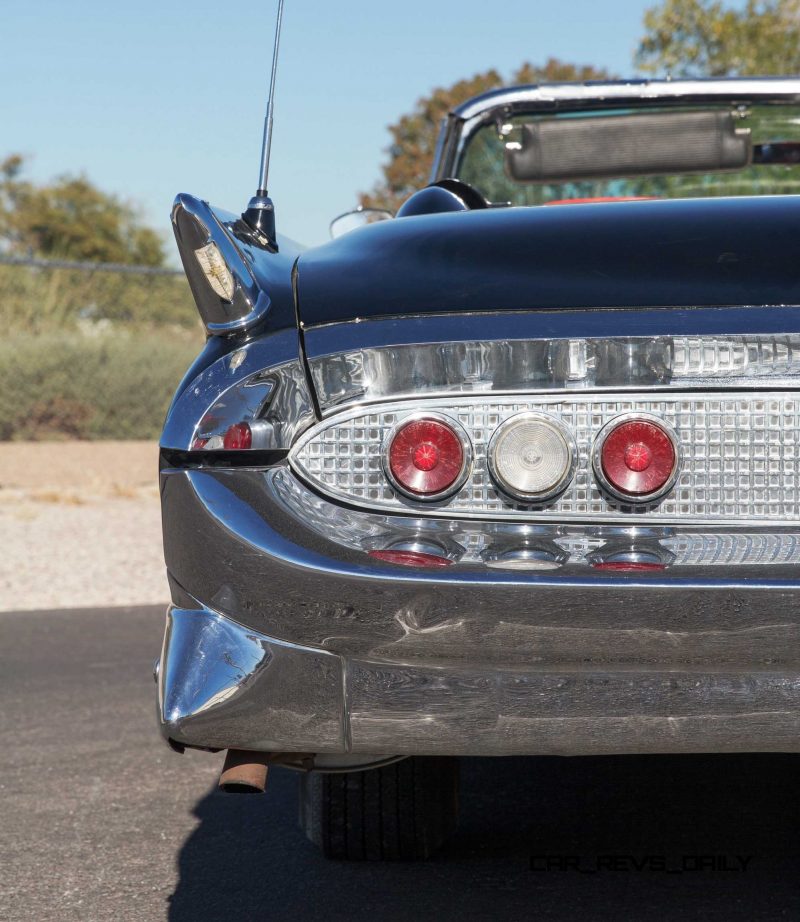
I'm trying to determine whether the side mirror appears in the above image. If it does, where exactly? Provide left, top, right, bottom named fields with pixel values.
left=330, top=207, right=393, bottom=239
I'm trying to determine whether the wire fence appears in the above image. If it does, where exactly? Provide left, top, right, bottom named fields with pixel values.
left=0, top=254, right=184, bottom=276
left=0, top=254, right=198, bottom=333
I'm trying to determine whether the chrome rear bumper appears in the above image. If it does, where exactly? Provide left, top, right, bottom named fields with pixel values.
left=158, top=465, right=800, bottom=756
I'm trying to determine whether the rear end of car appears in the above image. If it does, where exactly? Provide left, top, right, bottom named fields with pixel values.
left=157, top=79, right=800, bottom=858
left=160, top=306, right=800, bottom=755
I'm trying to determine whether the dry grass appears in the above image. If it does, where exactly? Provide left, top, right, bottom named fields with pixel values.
left=0, top=262, right=203, bottom=442
left=0, top=332, right=200, bottom=441
left=29, top=490, right=87, bottom=505
left=108, top=482, right=140, bottom=499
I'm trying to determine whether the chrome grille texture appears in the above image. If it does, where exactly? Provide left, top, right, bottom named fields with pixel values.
left=289, top=394, right=800, bottom=523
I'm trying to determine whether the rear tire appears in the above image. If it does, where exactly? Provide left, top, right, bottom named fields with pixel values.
left=299, top=756, right=459, bottom=860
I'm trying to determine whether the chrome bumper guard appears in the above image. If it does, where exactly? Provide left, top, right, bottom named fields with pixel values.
left=158, top=466, right=800, bottom=756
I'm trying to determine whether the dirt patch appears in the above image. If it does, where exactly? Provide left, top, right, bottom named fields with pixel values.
left=0, top=440, right=158, bottom=493
left=0, top=441, right=167, bottom=611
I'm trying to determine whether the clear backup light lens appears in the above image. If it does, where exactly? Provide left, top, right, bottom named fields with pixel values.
left=483, top=542, right=568, bottom=571
left=593, top=415, right=679, bottom=502
left=488, top=413, right=576, bottom=502
left=385, top=415, right=470, bottom=500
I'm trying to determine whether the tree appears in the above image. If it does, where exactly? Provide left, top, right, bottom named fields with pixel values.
left=0, top=155, right=165, bottom=266
left=636, top=0, right=800, bottom=77
left=360, top=59, right=616, bottom=213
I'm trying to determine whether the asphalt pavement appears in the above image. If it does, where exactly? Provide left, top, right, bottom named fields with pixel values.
left=1, top=605, right=799, bottom=921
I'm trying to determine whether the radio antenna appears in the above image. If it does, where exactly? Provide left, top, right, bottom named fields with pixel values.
left=243, top=0, right=286, bottom=246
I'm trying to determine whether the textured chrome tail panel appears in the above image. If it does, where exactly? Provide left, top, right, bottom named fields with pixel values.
left=290, top=392, right=800, bottom=524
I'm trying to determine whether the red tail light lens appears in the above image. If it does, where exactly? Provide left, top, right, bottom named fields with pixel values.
left=386, top=416, right=470, bottom=499
left=223, top=422, right=253, bottom=451
left=591, top=561, right=667, bottom=572
left=594, top=416, right=678, bottom=501
left=368, top=549, right=453, bottom=568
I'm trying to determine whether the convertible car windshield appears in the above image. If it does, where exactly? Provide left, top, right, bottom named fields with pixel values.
left=458, top=104, right=800, bottom=204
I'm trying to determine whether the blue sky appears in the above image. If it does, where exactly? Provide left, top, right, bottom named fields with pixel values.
left=3, top=0, right=654, bottom=251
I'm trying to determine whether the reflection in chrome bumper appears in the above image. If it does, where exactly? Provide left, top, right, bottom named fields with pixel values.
left=159, top=465, right=800, bottom=756
left=158, top=606, right=344, bottom=752
left=159, top=604, right=800, bottom=756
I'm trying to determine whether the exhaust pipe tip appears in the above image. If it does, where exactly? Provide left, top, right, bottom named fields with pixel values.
left=219, top=750, right=270, bottom=794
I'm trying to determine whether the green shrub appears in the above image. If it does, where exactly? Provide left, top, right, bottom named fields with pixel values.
left=0, top=333, right=200, bottom=440
left=0, top=264, right=199, bottom=334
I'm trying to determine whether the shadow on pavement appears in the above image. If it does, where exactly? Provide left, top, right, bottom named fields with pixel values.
left=170, top=754, right=800, bottom=920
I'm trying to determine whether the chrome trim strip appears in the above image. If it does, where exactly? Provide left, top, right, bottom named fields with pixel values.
left=304, top=309, right=800, bottom=351
left=452, top=78, right=800, bottom=122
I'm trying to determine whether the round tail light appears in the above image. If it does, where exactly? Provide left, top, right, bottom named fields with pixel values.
left=488, top=413, right=576, bottom=502
left=385, top=415, right=471, bottom=500
left=593, top=415, right=679, bottom=502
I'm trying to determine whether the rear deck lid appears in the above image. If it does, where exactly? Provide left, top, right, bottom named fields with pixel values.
left=295, top=196, right=800, bottom=327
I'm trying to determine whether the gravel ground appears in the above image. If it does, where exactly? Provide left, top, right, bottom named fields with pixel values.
left=0, top=442, right=167, bottom=611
